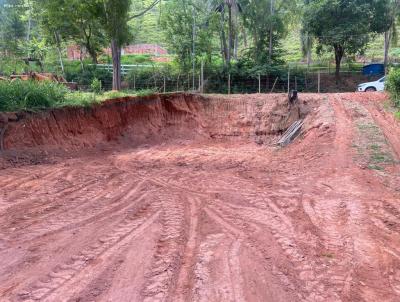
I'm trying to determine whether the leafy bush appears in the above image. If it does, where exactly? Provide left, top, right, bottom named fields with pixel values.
left=121, top=54, right=153, bottom=64
left=0, top=79, right=159, bottom=112
left=64, top=63, right=112, bottom=87
left=386, top=67, right=400, bottom=107
left=91, top=78, right=102, bottom=94
left=63, top=92, right=99, bottom=107
left=0, top=80, right=69, bottom=112
left=99, top=54, right=153, bottom=65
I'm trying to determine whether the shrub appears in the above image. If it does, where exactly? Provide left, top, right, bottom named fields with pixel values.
left=91, top=78, right=102, bottom=94
left=121, top=54, right=152, bottom=64
left=63, top=92, right=99, bottom=107
left=0, top=80, right=69, bottom=112
left=386, top=67, right=400, bottom=107
left=64, top=64, right=112, bottom=88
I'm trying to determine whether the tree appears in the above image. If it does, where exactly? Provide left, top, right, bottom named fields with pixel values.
left=215, top=0, right=241, bottom=67
left=0, top=0, right=26, bottom=56
left=97, top=0, right=162, bottom=90
left=97, top=0, right=132, bottom=91
left=240, top=0, right=294, bottom=65
left=162, top=0, right=217, bottom=71
left=381, top=0, right=400, bottom=69
left=300, top=0, right=313, bottom=66
left=38, top=0, right=106, bottom=64
left=300, top=29, right=313, bottom=66
left=303, top=0, right=391, bottom=82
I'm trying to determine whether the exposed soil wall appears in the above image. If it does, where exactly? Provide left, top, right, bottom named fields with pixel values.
left=3, top=93, right=306, bottom=152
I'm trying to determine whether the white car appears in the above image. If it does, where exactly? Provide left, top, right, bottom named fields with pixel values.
left=357, top=76, right=385, bottom=92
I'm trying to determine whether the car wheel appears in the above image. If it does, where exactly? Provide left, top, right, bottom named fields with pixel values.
left=365, top=87, right=377, bottom=92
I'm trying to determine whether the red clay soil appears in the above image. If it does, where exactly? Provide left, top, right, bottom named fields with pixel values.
left=1, top=92, right=400, bottom=302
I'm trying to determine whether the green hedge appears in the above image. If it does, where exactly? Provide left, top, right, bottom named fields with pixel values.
left=386, top=68, right=400, bottom=107
left=0, top=80, right=69, bottom=112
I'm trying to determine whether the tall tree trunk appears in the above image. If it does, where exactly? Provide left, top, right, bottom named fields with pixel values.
left=384, top=31, right=390, bottom=72
left=87, top=46, right=98, bottom=64
left=111, top=39, right=122, bottom=91
left=26, top=0, right=32, bottom=43
left=54, top=32, right=64, bottom=74
left=220, top=10, right=228, bottom=67
left=234, top=34, right=238, bottom=60
left=79, top=48, right=84, bottom=71
left=269, top=0, right=274, bottom=62
left=242, top=26, right=248, bottom=48
left=306, top=34, right=312, bottom=67
left=334, top=44, right=344, bottom=84
left=227, top=5, right=232, bottom=67
left=233, top=12, right=238, bottom=60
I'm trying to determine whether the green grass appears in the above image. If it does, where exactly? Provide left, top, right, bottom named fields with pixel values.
left=0, top=80, right=69, bottom=112
left=368, top=164, right=384, bottom=171
left=355, top=121, right=395, bottom=170
left=0, top=80, right=157, bottom=112
left=61, top=89, right=157, bottom=108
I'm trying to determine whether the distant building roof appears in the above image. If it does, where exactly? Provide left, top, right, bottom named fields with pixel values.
left=67, top=44, right=169, bottom=60
left=122, top=44, right=168, bottom=56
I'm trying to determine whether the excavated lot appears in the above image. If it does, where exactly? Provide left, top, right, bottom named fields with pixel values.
left=1, top=92, right=400, bottom=302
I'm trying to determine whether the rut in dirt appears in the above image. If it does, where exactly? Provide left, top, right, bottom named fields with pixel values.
left=1, top=92, right=400, bottom=302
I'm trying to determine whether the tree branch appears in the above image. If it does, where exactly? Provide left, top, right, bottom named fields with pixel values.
left=129, top=0, right=160, bottom=20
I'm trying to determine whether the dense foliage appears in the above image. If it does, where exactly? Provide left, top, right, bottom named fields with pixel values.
left=0, top=80, right=69, bottom=111
left=0, top=0, right=398, bottom=92
left=303, top=0, right=391, bottom=81
left=386, top=67, right=400, bottom=107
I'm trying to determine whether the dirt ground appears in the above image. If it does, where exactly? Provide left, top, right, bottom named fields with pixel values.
left=1, top=93, right=400, bottom=302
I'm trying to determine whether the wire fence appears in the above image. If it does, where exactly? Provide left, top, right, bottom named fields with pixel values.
left=82, top=62, right=382, bottom=94
left=95, top=71, right=372, bottom=94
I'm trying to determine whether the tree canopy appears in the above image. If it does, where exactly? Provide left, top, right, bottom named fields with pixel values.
left=0, top=0, right=398, bottom=89
left=303, top=0, right=392, bottom=80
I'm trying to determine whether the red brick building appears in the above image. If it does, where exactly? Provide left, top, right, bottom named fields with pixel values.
left=67, top=44, right=169, bottom=60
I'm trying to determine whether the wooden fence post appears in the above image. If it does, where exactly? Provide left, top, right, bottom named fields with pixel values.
left=201, top=61, right=204, bottom=93
left=163, top=76, right=166, bottom=93
left=176, top=74, right=180, bottom=92
left=228, top=74, right=231, bottom=95
left=258, top=74, right=261, bottom=94
left=271, top=77, right=278, bottom=93
left=305, top=72, right=308, bottom=91
left=318, top=70, right=321, bottom=93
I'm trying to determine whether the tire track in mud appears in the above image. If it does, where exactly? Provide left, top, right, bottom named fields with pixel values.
left=17, top=202, right=160, bottom=301
left=3, top=93, right=400, bottom=301
left=1, top=177, right=153, bottom=244
left=200, top=207, right=245, bottom=302
left=203, top=155, right=358, bottom=301
left=206, top=198, right=313, bottom=300
left=327, top=96, right=400, bottom=301
left=0, top=167, right=120, bottom=222
left=141, top=189, right=187, bottom=302
left=146, top=172, right=328, bottom=301
left=174, top=196, right=201, bottom=302
left=363, top=101, right=400, bottom=159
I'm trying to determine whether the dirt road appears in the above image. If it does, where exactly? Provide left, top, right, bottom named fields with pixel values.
left=1, top=93, right=400, bottom=302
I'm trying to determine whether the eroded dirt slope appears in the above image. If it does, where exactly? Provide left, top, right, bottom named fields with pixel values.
left=1, top=93, right=400, bottom=302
